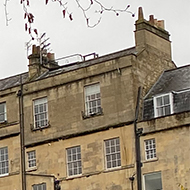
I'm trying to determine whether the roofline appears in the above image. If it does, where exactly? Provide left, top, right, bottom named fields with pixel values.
left=49, top=46, right=137, bottom=71
left=164, top=63, right=190, bottom=73
left=144, top=64, right=190, bottom=99
left=0, top=71, right=28, bottom=82
left=144, top=71, right=165, bottom=99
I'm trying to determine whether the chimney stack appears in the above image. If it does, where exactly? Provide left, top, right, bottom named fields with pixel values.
left=135, top=7, right=171, bottom=59
left=28, top=45, right=58, bottom=80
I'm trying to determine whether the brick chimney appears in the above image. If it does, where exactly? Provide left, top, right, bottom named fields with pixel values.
left=28, top=45, right=58, bottom=80
left=135, top=7, right=171, bottom=59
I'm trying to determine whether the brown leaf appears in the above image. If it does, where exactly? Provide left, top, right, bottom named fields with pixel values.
left=24, top=13, right=27, bottom=19
left=34, top=29, right=38, bottom=35
left=28, top=13, right=34, bottom=23
left=62, top=10, right=66, bottom=18
left=25, top=23, right=27, bottom=31
left=69, top=14, right=73, bottom=21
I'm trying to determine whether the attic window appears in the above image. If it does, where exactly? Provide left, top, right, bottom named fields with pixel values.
left=153, top=93, right=173, bottom=117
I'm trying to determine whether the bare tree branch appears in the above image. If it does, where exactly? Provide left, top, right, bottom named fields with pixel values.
left=4, top=0, right=135, bottom=38
left=4, top=0, right=12, bottom=26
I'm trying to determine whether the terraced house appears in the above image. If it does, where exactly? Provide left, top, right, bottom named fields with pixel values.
left=0, top=7, right=189, bottom=190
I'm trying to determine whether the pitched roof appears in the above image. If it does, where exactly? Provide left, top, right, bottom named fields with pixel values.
left=145, top=64, right=190, bottom=98
left=0, top=72, right=28, bottom=91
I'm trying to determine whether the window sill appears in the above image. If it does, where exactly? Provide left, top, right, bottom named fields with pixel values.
left=0, top=121, right=19, bottom=129
left=66, top=174, right=82, bottom=180
left=81, top=108, right=103, bottom=120
left=104, top=166, right=122, bottom=173
left=143, top=157, right=158, bottom=164
left=0, top=120, right=7, bottom=124
left=0, top=173, right=9, bottom=178
left=30, top=123, right=50, bottom=131
left=26, top=167, right=37, bottom=172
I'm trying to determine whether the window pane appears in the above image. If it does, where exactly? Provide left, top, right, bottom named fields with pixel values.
left=107, top=162, right=111, bottom=169
left=0, top=147, right=9, bottom=175
left=155, top=94, right=172, bottom=117
left=0, top=104, right=4, bottom=113
left=106, top=147, right=110, bottom=154
left=145, top=139, right=156, bottom=160
left=85, top=83, right=101, bottom=115
left=67, top=146, right=82, bottom=176
left=165, top=105, right=171, bottom=115
left=104, top=138, right=121, bottom=169
left=163, top=95, right=169, bottom=104
left=33, top=98, right=48, bottom=129
left=28, top=150, right=36, bottom=168
left=144, top=172, right=162, bottom=190
left=0, top=115, right=4, bottom=122
left=156, top=97, right=163, bottom=106
left=157, top=107, right=164, bottom=117
left=106, top=155, right=111, bottom=161
left=0, top=103, right=6, bottom=122
left=33, top=183, right=46, bottom=190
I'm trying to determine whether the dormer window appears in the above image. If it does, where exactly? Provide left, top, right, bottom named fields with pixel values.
left=154, top=93, right=173, bottom=117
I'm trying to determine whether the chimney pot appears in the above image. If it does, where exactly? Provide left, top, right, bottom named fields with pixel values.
left=47, top=53, right=55, bottom=61
left=138, top=7, right=144, bottom=20
left=149, top=15, right=154, bottom=25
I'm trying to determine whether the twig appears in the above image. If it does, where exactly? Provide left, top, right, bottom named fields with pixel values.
left=4, top=0, right=12, bottom=26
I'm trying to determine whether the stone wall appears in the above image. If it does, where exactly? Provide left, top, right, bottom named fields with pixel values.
left=138, top=112, right=190, bottom=189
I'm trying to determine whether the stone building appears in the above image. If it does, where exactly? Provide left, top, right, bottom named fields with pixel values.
left=0, top=7, right=189, bottom=190
left=139, top=65, right=190, bottom=190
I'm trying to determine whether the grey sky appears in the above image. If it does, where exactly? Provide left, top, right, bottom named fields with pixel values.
left=0, top=0, right=189, bottom=79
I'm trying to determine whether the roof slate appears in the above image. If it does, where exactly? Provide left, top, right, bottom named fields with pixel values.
left=0, top=72, right=28, bottom=91
left=145, top=64, right=190, bottom=98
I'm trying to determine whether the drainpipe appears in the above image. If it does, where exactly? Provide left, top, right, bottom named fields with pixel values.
left=134, top=87, right=143, bottom=190
left=17, top=75, right=26, bottom=190
left=129, top=174, right=135, bottom=190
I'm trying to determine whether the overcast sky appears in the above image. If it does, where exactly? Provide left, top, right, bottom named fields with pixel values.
left=0, top=0, right=189, bottom=79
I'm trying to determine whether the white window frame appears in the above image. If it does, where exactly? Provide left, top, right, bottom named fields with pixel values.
left=32, top=183, right=46, bottom=190
left=0, top=147, right=9, bottom=177
left=143, top=172, right=162, bottom=190
left=144, top=139, right=156, bottom=160
left=0, top=102, right=7, bottom=123
left=66, top=146, right=82, bottom=177
left=104, top=137, right=121, bottom=170
left=84, top=83, right=101, bottom=116
left=33, top=97, right=48, bottom=129
left=154, top=93, right=173, bottom=117
left=27, top=150, right=36, bottom=168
